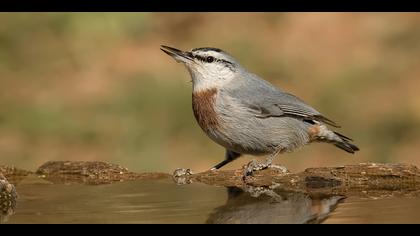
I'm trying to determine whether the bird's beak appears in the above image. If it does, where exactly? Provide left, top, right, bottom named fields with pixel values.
left=160, top=45, right=193, bottom=63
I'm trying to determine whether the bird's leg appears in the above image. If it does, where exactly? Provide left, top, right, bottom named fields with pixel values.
left=210, top=150, right=241, bottom=171
left=243, top=150, right=288, bottom=178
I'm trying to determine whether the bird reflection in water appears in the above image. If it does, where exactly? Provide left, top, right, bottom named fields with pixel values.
left=207, top=185, right=344, bottom=224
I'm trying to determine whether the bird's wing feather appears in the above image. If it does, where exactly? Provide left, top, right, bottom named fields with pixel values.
left=247, top=93, right=340, bottom=127
left=224, top=74, right=340, bottom=127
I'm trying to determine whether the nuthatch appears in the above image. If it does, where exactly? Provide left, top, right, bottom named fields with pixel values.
left=161, top=45, right=359, bottom=176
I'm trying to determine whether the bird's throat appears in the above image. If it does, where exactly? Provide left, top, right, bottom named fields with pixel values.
left=192, top=88, right=220, bottom=132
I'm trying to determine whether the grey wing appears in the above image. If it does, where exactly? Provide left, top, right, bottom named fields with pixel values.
left=224, top=74, right=340, bottom=127
left=252, top=92, right=340, bottom=128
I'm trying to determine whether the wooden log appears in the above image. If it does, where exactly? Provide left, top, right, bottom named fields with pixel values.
left=0, top=173, right=18, bottom=223
left=2, top=161, right=420, bottom=198
left=187, top=162, right=420, bottom=197
left=36, top=161, right=171, bottom=185
left=0, top=165, right=32, bottom=185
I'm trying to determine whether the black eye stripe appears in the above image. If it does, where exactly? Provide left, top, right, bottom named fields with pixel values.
left=194, top=55, right=206, bottom=62
left=193, top=55, right=233, bottom=66
left=194, top=55, right=210, bottom=62
left=219, top=59, right=233, bottom=66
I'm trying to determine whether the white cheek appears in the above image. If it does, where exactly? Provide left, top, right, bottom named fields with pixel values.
left=191, top=65, right=233, bottom=92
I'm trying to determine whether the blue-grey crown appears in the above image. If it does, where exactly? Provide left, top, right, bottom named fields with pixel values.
left=192, top=47, right=224, bottom=53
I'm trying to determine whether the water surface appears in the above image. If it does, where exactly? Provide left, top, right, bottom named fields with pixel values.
left=3, top=178, right=420, bottom=224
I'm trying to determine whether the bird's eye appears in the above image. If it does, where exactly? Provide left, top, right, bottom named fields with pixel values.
left=206, top=56, right=214, bottom=63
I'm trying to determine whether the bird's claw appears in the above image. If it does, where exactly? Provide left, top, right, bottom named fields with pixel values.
left=172, top=168, right=193, bottom=185
left=242, top=160, right=265, bottom=181
left=242, top=160, right=289, bottom=181
left=243, top=160, right=269, bottom=177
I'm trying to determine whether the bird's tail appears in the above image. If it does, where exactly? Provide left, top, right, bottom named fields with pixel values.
left=310, top=125, right=360, bottom=154
left=332, top=131, right=360, bottom=154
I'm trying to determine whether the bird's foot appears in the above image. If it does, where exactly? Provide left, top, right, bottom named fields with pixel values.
left=244, top=159, right=269, bottom=177
left=172, top=168, right=193, bottom=185
left=242, top=160, right=289, bottom=181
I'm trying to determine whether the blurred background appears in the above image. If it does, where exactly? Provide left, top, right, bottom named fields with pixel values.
left=1, top=13, right=420, bottom=173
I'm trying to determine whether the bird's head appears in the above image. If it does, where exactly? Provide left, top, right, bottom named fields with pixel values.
left=161, top=45, right=242, bottom=92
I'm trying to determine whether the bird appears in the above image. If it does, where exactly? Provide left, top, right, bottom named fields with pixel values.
left=160, top=45, right=359, bottom=176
